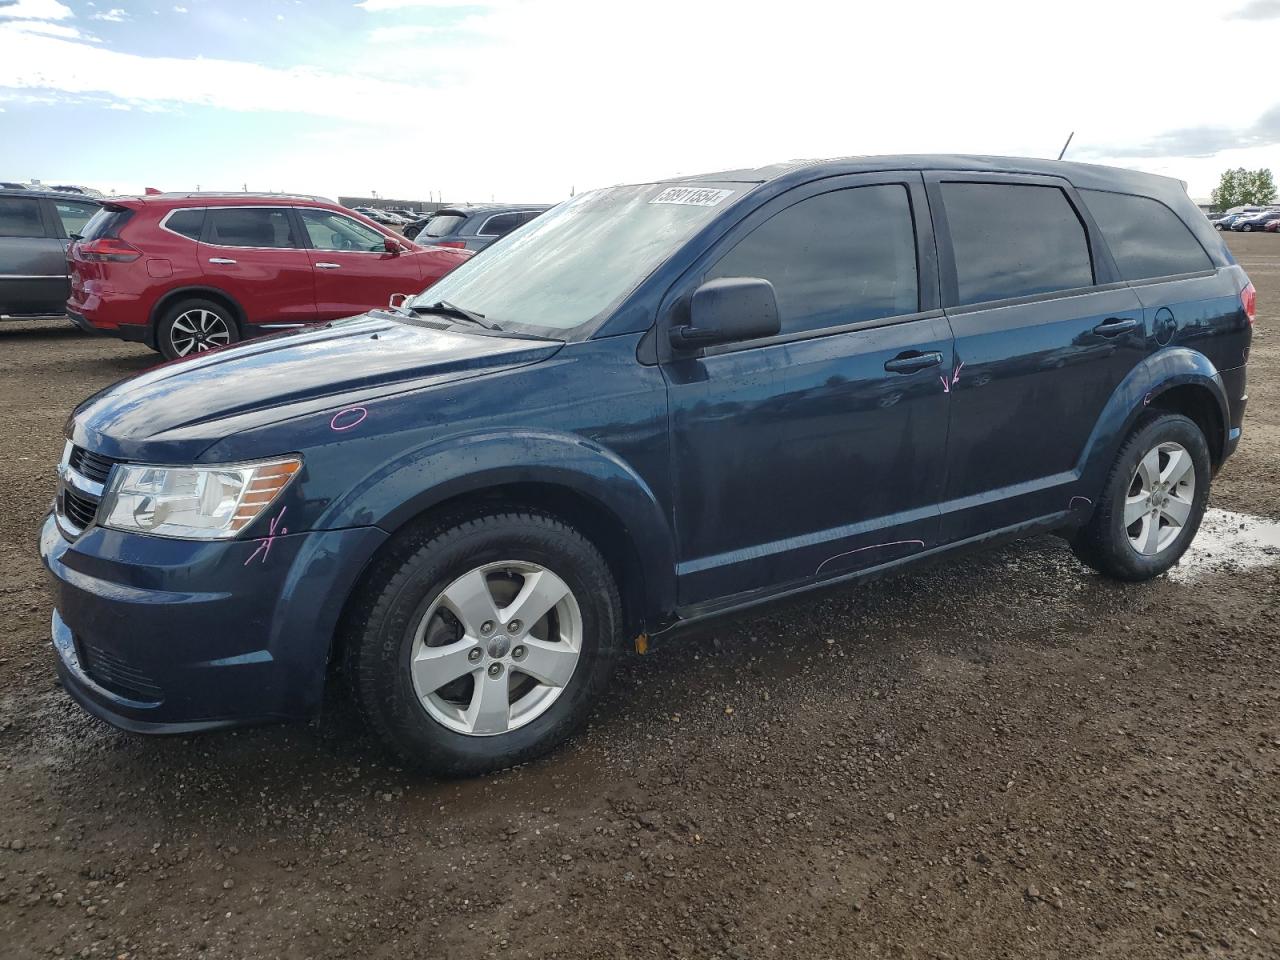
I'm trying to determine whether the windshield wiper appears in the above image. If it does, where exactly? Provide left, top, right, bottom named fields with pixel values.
left=410, top=300, right=500, bottom=331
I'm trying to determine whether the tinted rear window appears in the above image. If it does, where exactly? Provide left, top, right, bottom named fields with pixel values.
left=478, top=212, right=522, bottom=236
left=205, top=207, right=298, bottom=248
left=1082, top=190, right=1213, bottom=281
left=0, top=197, right=47, bottom=238
left=941, top=182, right=1094, bottom=306
left=423, top=214, right=465, bottom=238
left=164, top=208, right=205, bottom=240
left=80, top=206, right=134, bottom=242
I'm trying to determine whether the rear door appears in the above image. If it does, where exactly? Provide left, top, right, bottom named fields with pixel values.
left=662, top=173, right=953, bottom=607
left=926, top=173, right=1146, bottom=541
left=0, top=195, right=67, bottom=317
left=296, top=207, right=424, bottom=320
left=198, top=206, right=317, bottom=327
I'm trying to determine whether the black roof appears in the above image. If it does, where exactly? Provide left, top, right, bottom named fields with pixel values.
left=671, top=154, right=1186, bottom=194
left=0, top=187, right=102, bottom=202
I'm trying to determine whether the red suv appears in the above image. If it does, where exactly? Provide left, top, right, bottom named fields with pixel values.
left=67, top=193, right=472, bottom=359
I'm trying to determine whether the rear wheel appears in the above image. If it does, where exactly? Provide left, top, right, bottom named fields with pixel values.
left=1070, top=413, right=1210, bottom=581
left=345, top=510, right=623, bottom=776
left=156, top=298, right=239, bottom=360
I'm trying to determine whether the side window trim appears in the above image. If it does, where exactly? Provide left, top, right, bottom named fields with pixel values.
left=197, top=205, right=303, bottom=250
left=924, top=170, right=1123, bottom=311
left=656, top=171, right=940, bottom=362
left=476, top=213, right=508, bottom=237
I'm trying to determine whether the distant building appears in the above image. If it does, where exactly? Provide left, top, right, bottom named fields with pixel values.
left=339, top=196, right=443, bottom=215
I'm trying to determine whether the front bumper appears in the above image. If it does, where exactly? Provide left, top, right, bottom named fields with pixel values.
left=40, top=513, right=387, bottom=733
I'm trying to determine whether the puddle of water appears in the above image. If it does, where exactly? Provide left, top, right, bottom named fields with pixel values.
left=1168, top=508, right=1280, bottom=582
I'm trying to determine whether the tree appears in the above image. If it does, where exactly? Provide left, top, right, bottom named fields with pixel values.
left=1211, top=167, right=1277, bottom=209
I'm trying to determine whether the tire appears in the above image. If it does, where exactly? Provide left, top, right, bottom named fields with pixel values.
left=344, top=510, right=623, bottom=776
left=156, top=298, right=239, bottom=361
left=1242, top=224, right=1252, bottom=232
left=1070, top=413, right=1211, bottom=581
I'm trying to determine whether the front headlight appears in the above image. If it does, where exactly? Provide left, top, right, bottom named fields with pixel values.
left=99, top=456, right=301, bottom=540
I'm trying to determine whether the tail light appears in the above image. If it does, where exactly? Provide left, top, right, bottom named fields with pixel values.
left=430, top=240, right=467, bottom=249
left=1241, top=282, right=1256, bottom=325
left=78, top=238, right=142, bottom=263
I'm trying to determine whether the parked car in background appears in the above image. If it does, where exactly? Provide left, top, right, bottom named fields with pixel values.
left=66, top=192, right=472, bottom=359
left=1, top=181, right=29, bottom=190
left=1231, top=210, right=1280, bottom=232
left=0, top=187, right=99, bottom=320
left=405, top=203, right=551, bottom=250
left=353, top=206, right=406, bottom=226
left=1265, top=218, right=1280, bottom=233
left=40, top=155, right=1251, bottom=775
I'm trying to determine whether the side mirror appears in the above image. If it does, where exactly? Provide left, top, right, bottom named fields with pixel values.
left=669, top=277, right=780, bottom=349
left=384, top=237, right=405, bottom=255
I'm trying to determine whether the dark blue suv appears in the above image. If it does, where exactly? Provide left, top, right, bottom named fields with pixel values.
left=41, top=156, right=1253, bottom=775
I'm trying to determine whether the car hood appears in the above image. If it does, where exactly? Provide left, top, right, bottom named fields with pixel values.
left=69, top=313, right=563, bottom=461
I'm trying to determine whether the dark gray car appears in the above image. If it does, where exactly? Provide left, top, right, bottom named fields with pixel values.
left=403, top=203, right=550, bottom=250
left=1, top=188, right=99, bottom=320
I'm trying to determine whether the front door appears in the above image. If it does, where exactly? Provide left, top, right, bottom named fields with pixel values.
left=197, top=206, right=317, bottom=327
left=662, top=173, right=953, bottom=609
left=925, top=174, right=1148, bottom=541
left=296, top=208, right=424, bottom=320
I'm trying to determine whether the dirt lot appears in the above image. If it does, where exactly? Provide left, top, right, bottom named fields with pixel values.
left=2, top=234, right=1279, bottom=960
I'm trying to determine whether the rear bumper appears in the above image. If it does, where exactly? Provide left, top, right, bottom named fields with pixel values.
left=1221, top=364, right=1248, bottom=462
left=40, top=512, right=387, bottom=733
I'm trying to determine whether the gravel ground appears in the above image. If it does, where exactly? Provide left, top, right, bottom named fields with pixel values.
left=1, top=233, right=1278, bottom=960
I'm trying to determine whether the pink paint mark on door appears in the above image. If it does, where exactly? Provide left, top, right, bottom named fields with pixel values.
left=330, top=407, right=368, bottom=432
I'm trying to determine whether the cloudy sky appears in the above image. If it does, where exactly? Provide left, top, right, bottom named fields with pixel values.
left=1, top=0, right=1278, bottom=202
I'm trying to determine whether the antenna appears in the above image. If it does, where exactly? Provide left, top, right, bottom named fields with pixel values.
left=1056, top=132, right=1074, bottom=161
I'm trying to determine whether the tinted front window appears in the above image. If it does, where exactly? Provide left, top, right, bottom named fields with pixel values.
left=164, top=208, right=205, bottom=240
left=1081, top=190, right=1214, bottom=281
left=205, top=208, right=298, bottom=248
left=299, top=209, right=386, bottom=252
left=423, top=214, right=465, bottom=238
left=412, top=182, right=738, bottom=337
left=707, top=185, right=918, bottom=335
left=0, top=197, right=46, bottom=238
left=942, top=182, right=1093, bottom=305
left=54, top=200, right=97, bottom=237
left=479, top=213, right=521, bottom=236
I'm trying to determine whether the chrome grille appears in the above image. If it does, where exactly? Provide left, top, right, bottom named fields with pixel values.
left=55, top=443, right=117, bottom=539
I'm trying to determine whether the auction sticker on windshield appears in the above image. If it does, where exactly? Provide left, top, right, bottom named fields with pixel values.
left=649, top=187, right=734, bottom=206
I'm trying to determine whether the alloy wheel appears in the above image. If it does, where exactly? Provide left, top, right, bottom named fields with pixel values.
left=1124, top=440, right=1196, bottom=556
left=410, top=560, right=583, bottom=736
left=170, top=309, right=232, bottom=356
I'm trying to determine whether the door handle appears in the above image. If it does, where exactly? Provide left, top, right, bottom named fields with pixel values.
left=884, top=351, right=944, bottom=373
left=207, top=257, right=237, bottom=265
left=1093, top=317, right=1139, bottom=336
left=315, top=262, right=341, bottom=270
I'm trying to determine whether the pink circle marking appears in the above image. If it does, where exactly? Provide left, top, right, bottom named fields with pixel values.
left=330, top=407, right=368, bottom=432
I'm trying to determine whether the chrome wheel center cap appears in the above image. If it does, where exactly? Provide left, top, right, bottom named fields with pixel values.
left=486, top=634, right=512, bottom=659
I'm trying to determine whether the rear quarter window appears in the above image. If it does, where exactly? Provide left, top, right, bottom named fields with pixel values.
left=164, top=208, right=205, bottom=241
left=423, top=214, right=465, bottom=238
left=1081, top=190, right=1213, bottom=281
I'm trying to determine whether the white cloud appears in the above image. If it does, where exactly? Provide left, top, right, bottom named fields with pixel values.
left=90, top=7, right=128, bottom=21
left=0, top=0, right=72, bottom=19
left=3, top=18, right=98, bottom=40
left=368, top=24, right=439, bottom=41
left=172, top=4, right=186, bottom=10
left=356, top=0, right=511, bottom=9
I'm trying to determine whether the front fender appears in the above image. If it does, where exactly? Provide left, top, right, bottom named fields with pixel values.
left=1079, top=347, right=1228, bottom=491
left=321, top=429, right=678, bottom=619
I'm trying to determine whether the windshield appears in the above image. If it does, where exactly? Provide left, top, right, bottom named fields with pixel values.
left=409, top=181, right=742, bottom=338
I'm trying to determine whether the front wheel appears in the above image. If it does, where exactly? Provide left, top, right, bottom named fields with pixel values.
left=1070, top=413, right=1210, bottom=581
left=156, top=298, right=239, bottom=360
left=345, top=510, right=623, bottom=776
left=1242, top=224, right=1253, bottom=232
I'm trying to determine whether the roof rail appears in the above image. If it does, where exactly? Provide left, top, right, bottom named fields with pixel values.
left=141, top=191, right=335, bottom=202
